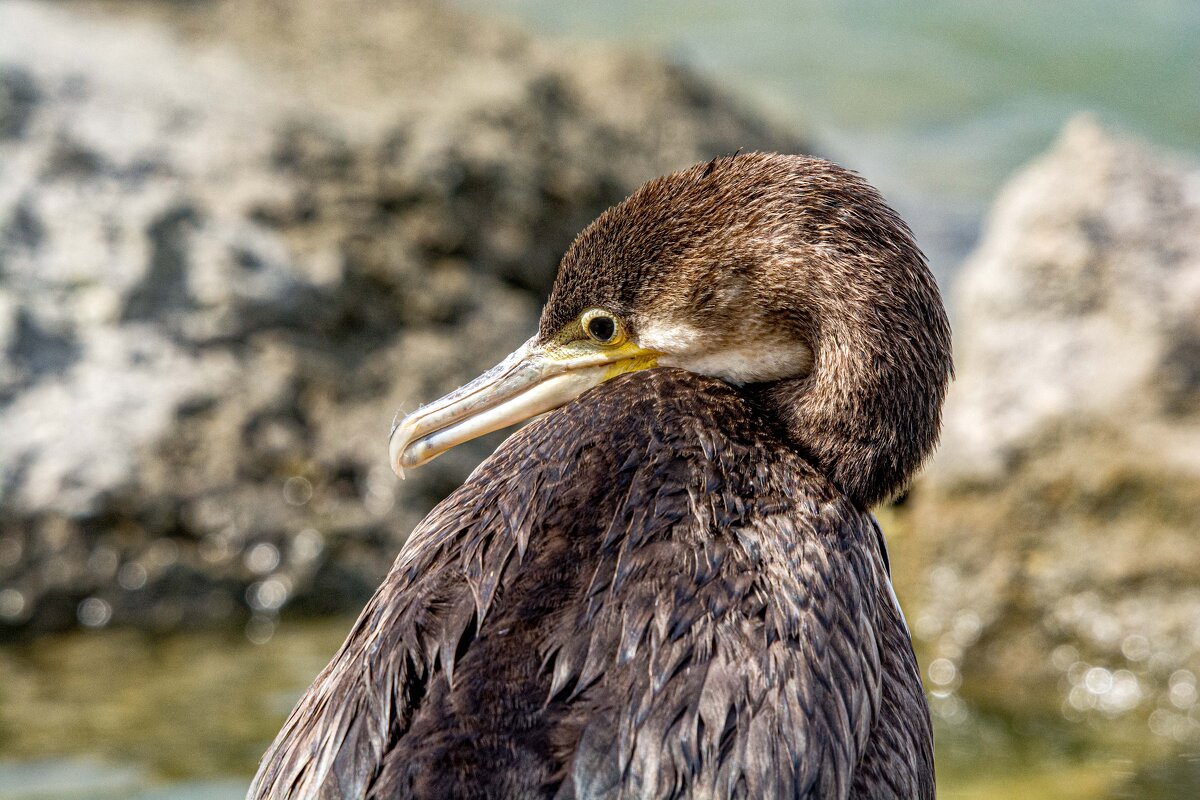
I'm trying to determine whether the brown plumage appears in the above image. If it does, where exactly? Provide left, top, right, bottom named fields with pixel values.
left=249, top=153, right=952, bottom=799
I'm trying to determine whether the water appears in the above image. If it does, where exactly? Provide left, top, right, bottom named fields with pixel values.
left=1, top=620, right=1197, bottom=799
left=0, top=621, right=349, bottom=799
left=458, top=0, right=1200, bottom=284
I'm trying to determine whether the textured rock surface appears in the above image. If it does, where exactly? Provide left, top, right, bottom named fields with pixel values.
left=893, top=117, right=1200, bottom=739
left=934, top=115, right=1200, bottom=484
left=0, top=0, right=806, bottom=635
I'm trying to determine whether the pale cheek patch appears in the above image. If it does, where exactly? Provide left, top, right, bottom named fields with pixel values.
left=637, top=321, right=812, bottom=385
left=636, top=320, right=705, bottom=354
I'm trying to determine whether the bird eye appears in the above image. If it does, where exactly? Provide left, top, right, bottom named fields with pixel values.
left=588, top=316, right=616, bottom=342
left=581, top=309, right=623, bottom=345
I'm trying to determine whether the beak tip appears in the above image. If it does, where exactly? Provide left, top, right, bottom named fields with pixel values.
left=388, top=429, right=408, bottom=480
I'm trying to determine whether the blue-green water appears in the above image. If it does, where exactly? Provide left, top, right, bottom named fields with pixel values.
left=459, top=0, right=1200, bottom=283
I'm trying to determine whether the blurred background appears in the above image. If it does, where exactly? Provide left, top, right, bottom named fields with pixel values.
left=1, top=0, right=1198, bottom=797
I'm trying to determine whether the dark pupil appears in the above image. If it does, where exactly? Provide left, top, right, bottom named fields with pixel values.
left=588, top=316, right=616, bottom=342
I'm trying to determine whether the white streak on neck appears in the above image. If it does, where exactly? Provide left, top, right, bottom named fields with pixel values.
left=637, top=321, right=812, bottom=385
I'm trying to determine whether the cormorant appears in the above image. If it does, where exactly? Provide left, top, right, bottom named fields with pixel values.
left=249, top=152, right=952, bottom=799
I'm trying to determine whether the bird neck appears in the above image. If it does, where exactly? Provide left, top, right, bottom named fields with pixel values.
left=750, top=293, right=951, bottom=510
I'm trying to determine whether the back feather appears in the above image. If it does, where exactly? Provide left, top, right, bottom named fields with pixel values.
left=248, top=369, right=932, bottom=800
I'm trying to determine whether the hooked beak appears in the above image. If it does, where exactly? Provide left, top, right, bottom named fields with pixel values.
left=389, top=335, right=659, bottom=476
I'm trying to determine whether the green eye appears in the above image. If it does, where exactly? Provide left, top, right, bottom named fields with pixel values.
left=581, top=309, right=624, bottom=345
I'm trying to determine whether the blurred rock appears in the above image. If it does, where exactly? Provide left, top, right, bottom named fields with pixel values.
left=935, top=115, right=1200, bottom=483
left=0, top=0, right=807, bottom=635
left=894, top=117, right=1200, bottom=736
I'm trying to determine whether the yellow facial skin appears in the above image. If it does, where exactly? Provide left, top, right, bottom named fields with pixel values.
left=388, top=310, right=659, bottom=476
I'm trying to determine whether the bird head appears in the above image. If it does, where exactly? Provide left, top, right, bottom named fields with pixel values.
left=390, top=152, right=952, bottom=508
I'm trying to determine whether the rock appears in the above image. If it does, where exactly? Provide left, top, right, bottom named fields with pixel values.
left=0, top=0, right=808, bottom=635
left=893, top=117, right=1200, bottom=737
left=934, top=115, right=1200, bottom=483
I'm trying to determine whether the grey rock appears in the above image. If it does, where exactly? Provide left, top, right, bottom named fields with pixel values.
left=0, top=66, right=38, bottom=140
left=934, top=115, right=1200, bottom=484
left=895, top=117, right=1200, bottom=736
left=0, top=0, right=807, bottom=634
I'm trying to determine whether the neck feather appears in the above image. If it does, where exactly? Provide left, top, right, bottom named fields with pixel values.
left=751, top=272, right=952, bottom=509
